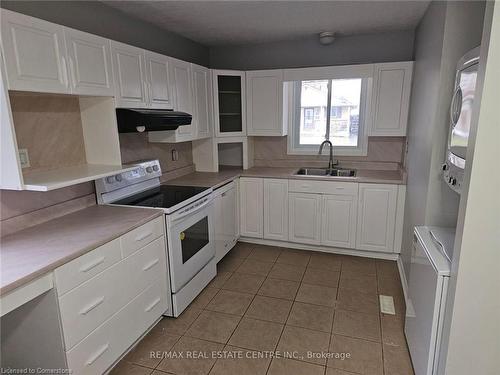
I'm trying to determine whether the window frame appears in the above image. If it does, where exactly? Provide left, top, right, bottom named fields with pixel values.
left=286, top=69, right=372, bottom=157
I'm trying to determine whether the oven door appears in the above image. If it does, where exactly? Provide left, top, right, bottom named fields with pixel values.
left=166, top=194, right=215, bottom=293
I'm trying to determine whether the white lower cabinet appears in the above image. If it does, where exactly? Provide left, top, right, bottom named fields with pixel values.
left=239, top=177, right=264, bottom=238
left=288, top=192, right=322, bottom=245
left=321, top=194, right=357, bottom=249
left=356, top=183, right=398, bottom=252
left=264, top=179, right=288, bottom=241
left=214, top=182, right=238, bottom=262
left=53, top=217, right=169, bottom=374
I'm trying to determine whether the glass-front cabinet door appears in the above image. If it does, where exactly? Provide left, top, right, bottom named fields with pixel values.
left=213, top=70, right=246, bottom=137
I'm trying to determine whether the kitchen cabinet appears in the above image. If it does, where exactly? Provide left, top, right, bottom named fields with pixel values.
left=356, top=183, right=398, bottom=252
left=246, top=70, right=286, bottom=136
left=111, top=41, right=148, bottom=108
left=321, top=194, right=357, bottom=249
left=192, top=64, right=213, bottom=139
left=213, top=70, right=246, bottom=137
left=64, top=28, right=114, bottom=96
left=214, top=182, right=238, bottom=262
left=288, top=192, right=322, bottom=245
left=1, top=9, right=69, bottom=94
left=145, top=50, right=173, bottom=109
left=370, top=62, right=413, bottom=136
left=263, top=179, right=288, bottom=241
left=239, top=177, right=263, bottom=238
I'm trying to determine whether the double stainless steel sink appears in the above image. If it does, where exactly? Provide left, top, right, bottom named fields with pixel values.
left=295, top=167, right=357, bottom=177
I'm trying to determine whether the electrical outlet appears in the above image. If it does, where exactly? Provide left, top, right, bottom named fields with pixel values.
left=379, top=295, right=396, bottom=315
left=18, top=148, right=30, bottom=168
left=171, top=149, right=179, bottom=161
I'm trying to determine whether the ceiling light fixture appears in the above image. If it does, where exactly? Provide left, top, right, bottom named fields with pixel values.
left=319, top=31, right=336, bottom=45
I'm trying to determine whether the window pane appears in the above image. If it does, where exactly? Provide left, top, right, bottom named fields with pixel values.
left=299, top=80, right=328, bottom=145
left=329, top=79, right=362, bottom=147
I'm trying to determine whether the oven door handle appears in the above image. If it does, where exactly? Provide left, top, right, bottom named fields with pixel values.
left=171, top=195, right=213, bottom=222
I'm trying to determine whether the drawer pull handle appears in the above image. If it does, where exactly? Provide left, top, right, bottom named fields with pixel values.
left=79, top=257, right=106, bottom=273
left=142, top=258, right=160, bottom=271
left=135, top=231, right=154, bottom=242
left=86, top=343, right=109, bottom=366
left=79, top=296, right=105, bottom=315
left=145, top=297, right=161, bottom=312
left=335, top=187, right=345, bottom=190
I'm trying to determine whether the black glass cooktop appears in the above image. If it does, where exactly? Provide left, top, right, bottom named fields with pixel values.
left=114, top=185, right=209, bottom=209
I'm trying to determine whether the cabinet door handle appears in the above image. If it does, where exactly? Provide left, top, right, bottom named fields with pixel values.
left=86, top=343, right=109, bottom=366
left=79, top=296, right=105, bottom=315
left=79, top=256, right=106, bottom=273
left=145, top=297, right=161, bottom=312
left=142, top=258, right=159, bottom=271
left=135, top=231, right=153, bottom=242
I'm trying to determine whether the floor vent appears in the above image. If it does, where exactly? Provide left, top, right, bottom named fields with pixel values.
left=379, top=295, right=396, bottom=315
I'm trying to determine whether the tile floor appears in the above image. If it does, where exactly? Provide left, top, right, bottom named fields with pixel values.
left=112, top=243, right=414, bottom=375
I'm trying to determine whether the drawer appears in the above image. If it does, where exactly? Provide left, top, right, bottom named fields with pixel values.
left=55, top=238, right=121, bottom=296
left=289, top=179, right=358, bottom=195
left=66, top=279, right=167, bottom=375
left=59, top=237, right=167, bottom=349
left=121, top=216, right=164, bottom=258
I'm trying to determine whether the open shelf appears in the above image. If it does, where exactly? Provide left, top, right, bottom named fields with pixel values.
left=22, top=164, right=137, bottom=191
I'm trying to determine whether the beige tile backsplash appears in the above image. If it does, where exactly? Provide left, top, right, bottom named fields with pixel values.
left=253, top=136, right=405, bottom=170
left=9, top=92, right=87, bottom=173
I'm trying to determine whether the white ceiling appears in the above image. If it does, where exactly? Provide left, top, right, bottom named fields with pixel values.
left=103, top=1, right=430, bottom=46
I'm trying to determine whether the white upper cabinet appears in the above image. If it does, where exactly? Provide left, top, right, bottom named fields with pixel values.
left=288, top=192, right=322, bottom=245
left=145, top=50, right=173, bottom=109
left=321, top=194, right=357, bottom=249
left=213, top=70, right=246, bottom=137
left=64, top=28, right=114, bottom=96
left=111, top=41, right=148, bottom=107
left=192, top=64, right=213, bottom=139
left=370, top=62, right=413, bottom=136
left=239, top=177, right=263, bottom=238
left=246, top=70, right=286, bottom=136
left=263, top=179, right=288, bottom=241
left=1, top=9, right=69, bottom=94
left=356, top=183, right=398, bottom=252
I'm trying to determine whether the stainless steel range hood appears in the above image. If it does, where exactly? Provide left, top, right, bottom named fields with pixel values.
left=116, top=108, right=192, bottom=133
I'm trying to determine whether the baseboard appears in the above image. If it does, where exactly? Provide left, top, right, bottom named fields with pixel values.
left=239, top=237, right=399, bottom=261
left=397, top=255, right=409, bottom=308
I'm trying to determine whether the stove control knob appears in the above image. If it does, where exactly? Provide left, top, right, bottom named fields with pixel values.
left=146, top=166, right=153, bottom=173
left=451, top=178, right=457, bottom=186
left=448, top=176, right=453, bottom=184
left=106, top=176, right=114, bottom=184
left=152, top=165, right=159, bottom=172
left=442, top=163, right=449, bottom=171
left=115, top=174, right=123, bottom=182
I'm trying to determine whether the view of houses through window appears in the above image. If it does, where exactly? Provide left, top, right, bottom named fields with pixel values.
left=299, top=78, right=362, bottom=147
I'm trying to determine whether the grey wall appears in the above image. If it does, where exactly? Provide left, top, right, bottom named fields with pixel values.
left=0, top=1, right=209, bottom=66
left=209, top=30, right=415, bottom=70
left=400, top=1, right=485, bottom=280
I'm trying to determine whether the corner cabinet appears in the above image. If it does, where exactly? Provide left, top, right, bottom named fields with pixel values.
left=213, top=70, right=246, bottom=137
left=239, top=177, right=263, bottom=238
left=356, top=183, right=398, bottom=252
left=370, top=62, right=413, bottom=136
left=246, top=70, right=286, bottom=136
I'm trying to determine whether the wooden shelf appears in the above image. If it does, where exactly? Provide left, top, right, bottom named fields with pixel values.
left=22, top=164, right=137, bottom=191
